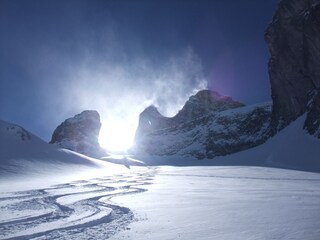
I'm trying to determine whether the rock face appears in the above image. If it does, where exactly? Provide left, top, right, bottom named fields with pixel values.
left=265, top=0, right=320, bottom=137
left=134, top=90, right=272, bottom=159
left=174, top=90, right=245, bottom=123
left=50, top=110, right=104, bottom=157
left=135, top=90, right=244, bottom=138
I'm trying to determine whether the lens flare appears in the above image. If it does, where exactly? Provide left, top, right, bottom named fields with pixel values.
left=99, top=118, right=137, bottom=153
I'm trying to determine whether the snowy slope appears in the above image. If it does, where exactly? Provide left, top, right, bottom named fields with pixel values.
left=0, top=121, right=156, bottom=240
left=0, top=120, right=119, bottom=178
left=1, top=118, right=320, bottom=239
left=138, top=114, right=320, bottom=172
left=110, top=166, right=320, bottom=240
left=213, top=114, right=320, bottom=172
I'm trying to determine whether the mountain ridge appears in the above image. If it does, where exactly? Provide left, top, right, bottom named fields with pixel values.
left=133, top=90, right=271, bottom=159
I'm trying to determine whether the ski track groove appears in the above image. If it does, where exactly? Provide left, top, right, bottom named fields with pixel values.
left=0, top=169, right=155, bottom=240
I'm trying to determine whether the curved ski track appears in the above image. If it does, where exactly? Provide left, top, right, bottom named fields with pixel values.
left=0, top=169, right=156, bottom=240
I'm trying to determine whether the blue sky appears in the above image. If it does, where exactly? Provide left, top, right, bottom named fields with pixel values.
left=0, top=0, right=278, bottom=145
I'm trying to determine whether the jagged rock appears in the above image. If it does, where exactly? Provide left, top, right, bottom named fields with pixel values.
left=174, top=90, right=244, bottom=123
left=135, top=90, right=244, bottom=139
left=265, top=0, right=320, bottom=135
left=135, top=105, right=169, bottom=137
left=134, top=90, right=271, bottom=159
left=50, top=110, right=104, bottom=157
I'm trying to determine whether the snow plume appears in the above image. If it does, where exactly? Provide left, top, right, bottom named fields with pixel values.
left=150, top=47, right=207, bottom=117
left=36, top=43, right=206, bottom=150
left=60, top=46, right=206, bottom=117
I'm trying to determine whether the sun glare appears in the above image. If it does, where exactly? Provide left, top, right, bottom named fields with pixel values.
left=99, top=119, right=136, bottom=153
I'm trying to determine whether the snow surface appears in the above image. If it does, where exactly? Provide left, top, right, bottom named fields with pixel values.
left=0, top=119, right=123, bottom=184
left=1, top=165, right=320, bottom=240
left=0, top=167, right=156, bottom=239
left=213, top=114, right=320, bottom=172
left=110, top=166, right=320, bottom=240
left=1, top=115, right=320, bottom=239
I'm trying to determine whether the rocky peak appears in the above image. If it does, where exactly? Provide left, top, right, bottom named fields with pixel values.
left=175, top=90, right=244, bottom=122
left=134, top=89, right=245, bottom=147
left=140, top=105, right=163, bottom=119
left=137, top=90, right=244, bottom=132
left=265, top=0, right=320, bottom=137
left=134, top=105, right=168, bottom=140
left=50, top=110, right=104, bottom=157
left=133, top=102, right=272, bottom=159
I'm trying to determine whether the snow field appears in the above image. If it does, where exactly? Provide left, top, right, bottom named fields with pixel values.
left=110, top=166, right=320, bottom=240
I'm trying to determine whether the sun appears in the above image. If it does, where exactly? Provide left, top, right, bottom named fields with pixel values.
left=98, top=119, right=136, bottom=153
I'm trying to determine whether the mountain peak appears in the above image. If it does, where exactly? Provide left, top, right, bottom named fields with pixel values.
left=134, top=89, right=246, bottom=148
left=50, top=110, right=104, bottom=157
left=175, top=89, right=244, bottom=121
left=140, top=105, right=163, bottom=118
left=70, top=110, right=100, bottom=123
left=193, top=90, right=237, bottom=103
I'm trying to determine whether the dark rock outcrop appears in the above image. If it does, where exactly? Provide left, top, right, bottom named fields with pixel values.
left=50, top=110, right=104, bottom=157
left=265, top=0, right=320, bottom=136
left=134, top=90, right=272, bottom=159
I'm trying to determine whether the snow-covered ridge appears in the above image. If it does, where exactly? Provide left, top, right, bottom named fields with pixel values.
left=0, top=119, right=112, bottom=177
left=134, top=102, right=272, bottom=159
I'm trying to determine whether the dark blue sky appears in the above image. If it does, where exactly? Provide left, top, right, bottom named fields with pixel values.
left=0, top=0, right=278, bottom=143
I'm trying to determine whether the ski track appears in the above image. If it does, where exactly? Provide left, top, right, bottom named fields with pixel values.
left=0, top=169, right=156, bottom=240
